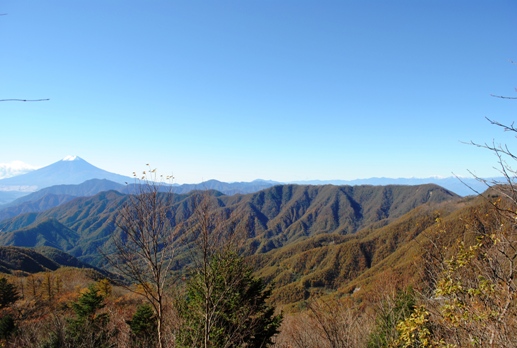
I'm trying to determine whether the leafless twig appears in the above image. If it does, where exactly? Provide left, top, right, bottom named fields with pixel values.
left=0, top=99, right=49, bottom=102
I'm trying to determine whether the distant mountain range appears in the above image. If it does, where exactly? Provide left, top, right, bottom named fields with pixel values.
left=0, top=156, right=497, bottom=207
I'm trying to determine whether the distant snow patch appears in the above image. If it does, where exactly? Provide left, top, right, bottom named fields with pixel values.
left=62, top=155, right=78, bottom=161
left=0, top=160, right=38, bottom=179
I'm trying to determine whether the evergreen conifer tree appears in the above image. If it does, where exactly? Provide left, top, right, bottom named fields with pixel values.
left=0, top=277, right=20, bottom=309
left=128, top=303, right=157, bottom=347
left=0, top=314, right=16, bottom=340
left=65, top=284, right=114, bottom=348
left=178, top=251, right=282, bottom=348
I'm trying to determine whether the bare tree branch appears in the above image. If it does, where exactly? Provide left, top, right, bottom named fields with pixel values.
left=0, top=98, right=49, bottom=102
left=102, top=166, right=177, bottom=348
left=490, top=94, right=517, bottom=100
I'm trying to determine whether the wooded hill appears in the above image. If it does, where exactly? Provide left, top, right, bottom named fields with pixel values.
left=0, top=245, right=109, bottom=276
left=0, top=183, right=459, bottom=306
left=252, top=195, right=470, bottom=305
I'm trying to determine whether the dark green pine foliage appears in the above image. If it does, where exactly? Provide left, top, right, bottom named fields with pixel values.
left=65, top=283, right=114, bottom=348
left=0, top=314, right=16, bottom=340
left=0, top=277, right=20, bottom=309
left=127, top=303, right=157, bottom=347
left=0, top=277, right=19, bottom=342
left=71, top=283, right=105, bottom=319
left=178, top=251, right=282, bottom=348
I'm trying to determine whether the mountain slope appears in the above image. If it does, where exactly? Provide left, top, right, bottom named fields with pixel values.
left=5, top=179, right=125, bottom=206
left=251, top=193, right=486, bottom=306
left=0, top=184, right=459, bottom=268
left=0, top=191, right=30, bottom=206
left=0, top=245, right=98, bottom=274
left=0, top=218, right=80, bottom=250
left=0, top=193, right=77, bottom=222
left=250, top=201, right=453, bottom=304
left=0, top=179, right=126, bottom=221
left=227, top=184, right=457, bottom=253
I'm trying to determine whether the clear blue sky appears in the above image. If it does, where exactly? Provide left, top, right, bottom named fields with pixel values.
left=1, top=1, right=516, bottom=184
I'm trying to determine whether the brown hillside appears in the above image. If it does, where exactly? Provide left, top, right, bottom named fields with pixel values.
left=250, top=195, right=471, bottom=306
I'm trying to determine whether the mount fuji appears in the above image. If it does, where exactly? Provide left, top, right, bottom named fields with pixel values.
left=0, top=156, right=132, bottom=196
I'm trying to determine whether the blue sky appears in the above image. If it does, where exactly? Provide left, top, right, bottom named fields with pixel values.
left=1, top=1, right=516, bottom=184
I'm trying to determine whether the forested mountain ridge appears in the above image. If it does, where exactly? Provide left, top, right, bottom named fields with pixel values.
left=0, top=245, right=104, bottom=275
left=0, top=184, right=458, bottom=269
left=250, top=197, right=465, bottom=304
left=225, top=184, right=457, bottom=252
left=0, top=193, right=79, bottom=222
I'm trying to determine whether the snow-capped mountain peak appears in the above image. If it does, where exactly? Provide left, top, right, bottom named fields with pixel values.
left=62, top=155, right=79, bottom=161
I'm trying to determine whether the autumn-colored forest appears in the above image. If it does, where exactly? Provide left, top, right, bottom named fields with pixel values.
left=0, top=182, right=515, bottom=348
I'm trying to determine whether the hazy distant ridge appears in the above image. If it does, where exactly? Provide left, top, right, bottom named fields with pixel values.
left=291, top=177, right=494, bottom=197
